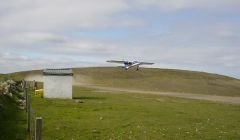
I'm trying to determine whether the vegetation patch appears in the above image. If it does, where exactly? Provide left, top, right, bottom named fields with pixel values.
left=6, top=67, right=240, bottom=96
left=0, top=95, right=27, bottom=140
left=73, top=67, right=240, bottom=96
left=30, top=86, right=240, bottom=140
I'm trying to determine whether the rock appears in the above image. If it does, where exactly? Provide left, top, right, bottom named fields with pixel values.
left=19, top=92, right=24, bottom=96
left=75, top=100, right=84, bottom=103
left=17, top=99, right=25, bottom=105
left=1, top=82, right=8, bottom=87
left=18, top=105, right=25, bottom=110
left=3, top=84, right=10, bottom=94
left=8, top=93, right=13, bottom=97
left=1, top=79, right=26, bottom=101
left=7, top=80, right=16, bottom=85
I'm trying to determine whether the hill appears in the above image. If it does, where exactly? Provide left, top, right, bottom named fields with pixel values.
left=2, top=67, right=240, bottom=96
left=1, top=68, right=240, bottom=139
left=73, top=67, right=240, bottom=96
left=0, top=74, right=3, bottom=81
left=0, top=70, right=42, bottom=82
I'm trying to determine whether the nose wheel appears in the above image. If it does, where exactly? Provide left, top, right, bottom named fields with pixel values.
left=136, top=66, right=139, bottom=71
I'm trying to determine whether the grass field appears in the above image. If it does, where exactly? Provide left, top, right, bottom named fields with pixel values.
left=7, top=70, right=41, bottom=81
left=30, top=86, right=240, bottom=140
left=1, top=68, right=240, bottom=139
left=3, top=67, right=240, bottom=96
left=74, top=67, right=240, bottom=96
left=0, top=74, right=6, bottom=81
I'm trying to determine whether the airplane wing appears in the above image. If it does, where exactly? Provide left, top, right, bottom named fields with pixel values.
left=139, top=62, right=154, bottom=65
left=131, top=62, right=141, bottom=67
left=106, top=60, right=126, bottom=64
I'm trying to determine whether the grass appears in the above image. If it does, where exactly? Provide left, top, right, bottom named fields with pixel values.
left=0, top=95, right=27, bottom=140
left=0, top=74, right=6, bottom=81
left=1, top=67, right=240, bottom=139
left=0, top=70, right=42, bottom=82
left=3, top=67, right=240, bottom=96
left=7, top=70, right=42, bottom=81
left=73, top=67, right=240, bottom=96
left=30, top=86, right=240, bottom=140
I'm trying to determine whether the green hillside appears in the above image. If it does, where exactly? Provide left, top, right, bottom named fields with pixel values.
left=0, top=74, right=3, bottom=81
left=74, top=67, right=240, bottom=96
left=2, top=67, right=240, bottom=96
left=0, top=74, right=6, bottom=81
left=7, top=70, right=42, bottom=81
left=1, top=68, right=240, bottom=139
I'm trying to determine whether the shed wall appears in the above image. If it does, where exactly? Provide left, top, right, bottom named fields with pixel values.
left=43, top=75, right=72, bottom=99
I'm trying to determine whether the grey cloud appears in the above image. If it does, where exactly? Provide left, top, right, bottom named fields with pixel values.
left=131, top=0, right=240, bottom=11
left=0, top=39, right=240, bottom=78
left=0, top=0, right=240, bottom=78
left=0, top=0, right=130, bottom=31
left=0, top=52, right=101, bottom=73
left=1, top=0, right=239, bottom=33
left=0, top=32, right=67, bottom=45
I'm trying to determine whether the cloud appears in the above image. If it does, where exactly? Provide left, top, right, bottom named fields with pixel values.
left=0, top=0, right=240, bottom=78
left=0, top=0, right=131, bottom=32
left=131, top=0, right=240, bottom=11
left=1, top=0, right=239, bottom=32
left=0, top=33, right=240, bottom=78
left=0, top=32, right=67, bottom=45
left=0, top=52, right=102, bottom=73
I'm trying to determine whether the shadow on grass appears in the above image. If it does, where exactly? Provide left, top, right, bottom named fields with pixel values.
left=0, top=95, right=27, bottom=140
left=73, top=96, right=106, bottom=100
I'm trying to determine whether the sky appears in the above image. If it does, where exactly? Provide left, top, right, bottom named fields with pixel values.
left=0, top=0, right=240, bottom=78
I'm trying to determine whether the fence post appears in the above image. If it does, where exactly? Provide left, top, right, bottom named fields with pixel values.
left=25, top=88, right=28, bottom=112
left=22, top=80, right=26, bottom=90
left=35, top=117, right=42, bottom=140
left=27, top=89, right=31, bottom=132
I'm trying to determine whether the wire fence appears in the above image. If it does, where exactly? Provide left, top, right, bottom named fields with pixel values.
left=23, top=80, right=42, bottom=140
left=30, top=106, right=37, bottom=139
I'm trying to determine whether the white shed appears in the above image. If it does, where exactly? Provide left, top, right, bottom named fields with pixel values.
left=43, top=69, right=73, bottom=99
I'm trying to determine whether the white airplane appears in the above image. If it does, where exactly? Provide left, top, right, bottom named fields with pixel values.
left=107, top=60, right=154, bottom=70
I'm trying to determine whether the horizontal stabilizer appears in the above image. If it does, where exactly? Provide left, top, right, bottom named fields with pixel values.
left=107, top=60, right=126, bottom=64
left=140, top=62, right=154, bottom=65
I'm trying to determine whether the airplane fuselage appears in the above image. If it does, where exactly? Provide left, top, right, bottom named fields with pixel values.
left=123, top=61, right=140, bottom=70
left=107, top=60, right=154, bottom=70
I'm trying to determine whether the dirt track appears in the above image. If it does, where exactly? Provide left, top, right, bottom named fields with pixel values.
left=75, top=84, right=240, bottom=105
left=26, top=74, right=240, bottom=105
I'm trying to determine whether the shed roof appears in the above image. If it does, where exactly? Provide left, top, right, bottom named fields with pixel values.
left=43, top=69, right=73, bottom=76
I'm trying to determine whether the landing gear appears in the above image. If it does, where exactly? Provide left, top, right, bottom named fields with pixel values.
left=136, top=66, right=139, bottom=71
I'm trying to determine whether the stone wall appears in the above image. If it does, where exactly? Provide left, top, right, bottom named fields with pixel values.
left=0, top=80, right=25, bottom=109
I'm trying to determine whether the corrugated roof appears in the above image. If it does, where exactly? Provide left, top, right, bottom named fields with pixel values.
left=43, top=69, right=73, bottom=76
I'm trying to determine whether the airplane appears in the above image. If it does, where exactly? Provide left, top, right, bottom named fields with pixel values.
left=106, top=60, right=154, bottom=70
